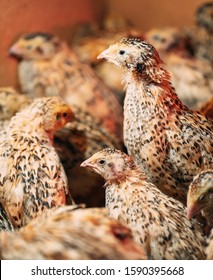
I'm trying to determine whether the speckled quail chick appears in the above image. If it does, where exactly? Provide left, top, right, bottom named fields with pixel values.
left=187, top=169, right=213, bottom=233
left=81, top=148, right=205, bottom=260
left=9, top=32, right=123, bottom=143
left=0, top=205, right=147, bottom=260
left=0, top=96, right=75, bottom=228
left=98, top=38, right=213, bottom=204
left=145, top=27, right=213, bottom=110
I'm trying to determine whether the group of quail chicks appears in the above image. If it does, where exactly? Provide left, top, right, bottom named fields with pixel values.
left=0, top=2, right=213, bottom=260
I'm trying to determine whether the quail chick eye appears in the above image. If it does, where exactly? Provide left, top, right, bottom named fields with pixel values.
left=98, top=159, right=106, bottom=165
left=63, top=112, right=67, bottom=117
left=119, top=50, right=125, bottom=55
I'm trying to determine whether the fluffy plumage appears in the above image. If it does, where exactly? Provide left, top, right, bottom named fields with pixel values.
left=0, top=205, right=147, bottom=260
left=98, top=38, right=213, bottom=204
left=0, top=96, right=75, bottom=228
left=81, top=148, right=205, bottom=260
left=9, top=32, right=123, bottom=142
left=187, top=169, right=213, bottom=232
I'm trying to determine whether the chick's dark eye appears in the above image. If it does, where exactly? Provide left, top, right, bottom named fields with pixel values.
left=119, top=50, right=125, bottom=55
left=63, top=112, right=67, bottom=117
left=98, top=159, right=106, bottom=165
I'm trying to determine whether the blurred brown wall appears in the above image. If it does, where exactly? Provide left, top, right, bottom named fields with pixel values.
left=0, top=0, right=207, bottom=88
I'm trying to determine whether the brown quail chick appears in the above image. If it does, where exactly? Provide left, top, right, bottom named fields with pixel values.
left=81, top=148, right=205, bottom=260
left=54, top=105, right=122, bottom=207
left=145, top=27, right=213, bottom=110
left=0, top=203, right=14, bottom=231
left=199, top=97, right=213, bottom=120
left=9, top=32, right=123, bottom=143
left=0, top=205, right=147, bottom=260
left=97, top=38, right=213, bottom=205
left=183, top=2, right=213, bottom=65
left=0, top=96, right=75, bottom=228
left=206, top=228, right=213, bottom=259
left=187, top=169, right=213, bottom=234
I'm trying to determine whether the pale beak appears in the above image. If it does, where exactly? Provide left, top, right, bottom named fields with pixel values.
left=80, top=159, right=93, bottom=168
left=186, top=202, right=202, bottom=220
left=97, top=48, right=111, bottom=60
left=9, top=44, right=22, bottom=58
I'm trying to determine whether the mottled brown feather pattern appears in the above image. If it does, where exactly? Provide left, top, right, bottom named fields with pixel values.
left=187, top=169, right=213, bottom=231
left=98, top=38, right=213, bottom=204
left=81, top=149, right=205, bottom=260
left=0, top=205, right=147, bottom=260
left=0, top=96, right=75, bottom=228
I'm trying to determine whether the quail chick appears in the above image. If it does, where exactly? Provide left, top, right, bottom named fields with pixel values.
left=187, top=169, right=213, bottom=233
left=9, top=32, right=123, bottom=143
left=144, top=27, right=213, bottom=110
left=206, top=228, right=213, bottom=259
left=0, top=203, right=13, bottom=231
left=0, top=96, right=75, bottom=228
left=81, top=148, right=205, bottom=260
left=97, top=38, right=213, bottom=204
left=0, top=205, right=147, bottom=260
left=54, top=106, right=122, bottom=207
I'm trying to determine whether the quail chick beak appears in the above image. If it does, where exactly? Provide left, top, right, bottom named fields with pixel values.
left=97, top=46, right=115, bottom=61
left=80, top=159, right=94, bottom=168
left=186, top=202, right=202, bottom=220
left=9, top=44, right=22, bottom=58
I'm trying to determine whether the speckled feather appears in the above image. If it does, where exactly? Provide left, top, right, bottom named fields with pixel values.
left=0, top=202, right=14, bottom=231
left=0, top=96, right=75, bottom=228
left=98, top=38, right=213, bottom=204
left=0, top=205, right=147, bottom=260
left=187, top=169, right=213, bottom=231
left=9, top=33, right=123, bottom=142
left=81, top=149, right=205, bottom=260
